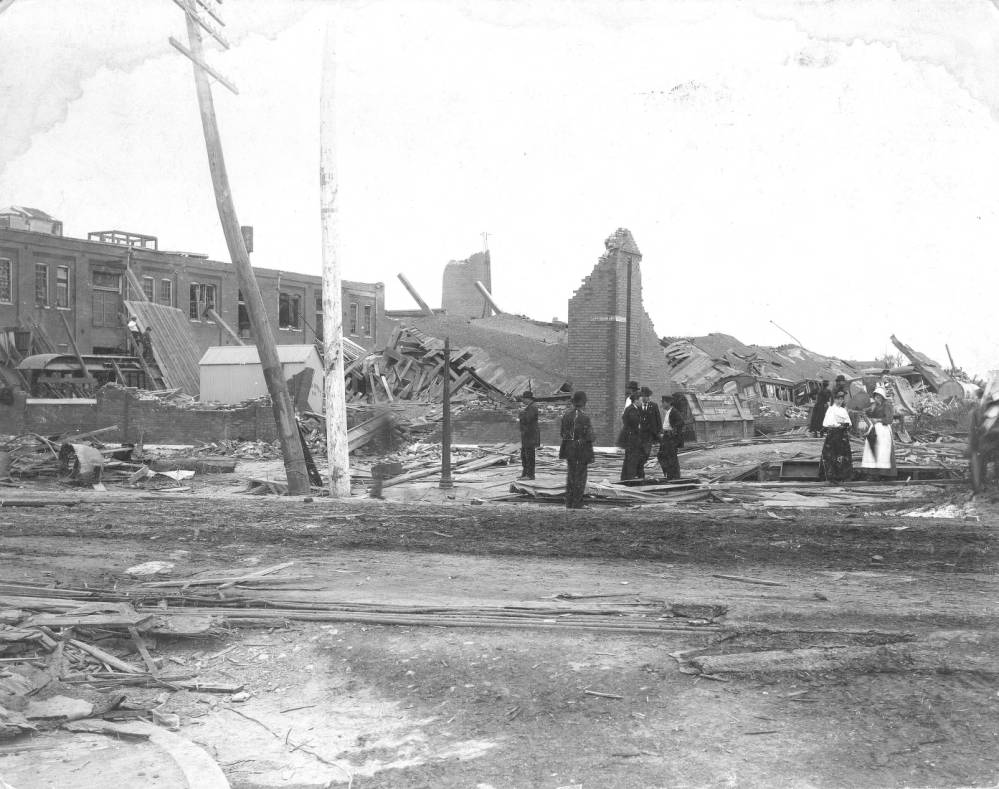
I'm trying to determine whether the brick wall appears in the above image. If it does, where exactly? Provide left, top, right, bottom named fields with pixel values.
left=441, top=251, right=491, bottom=318
left=567, top=229, right=670, bottom=444
left=0, top=385, right=279, bottom=444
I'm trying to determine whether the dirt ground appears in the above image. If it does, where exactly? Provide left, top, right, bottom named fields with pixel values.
left=1, top=442, right=998, bottom=789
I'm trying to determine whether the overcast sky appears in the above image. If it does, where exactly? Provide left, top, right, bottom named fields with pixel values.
left=2, top=0, right=998, bottom=376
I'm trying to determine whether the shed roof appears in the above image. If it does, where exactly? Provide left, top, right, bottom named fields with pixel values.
left=199, top=345, right=319, bottom=366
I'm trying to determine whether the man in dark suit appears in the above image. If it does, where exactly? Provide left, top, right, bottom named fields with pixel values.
left=560, top=391, right=595, bottom=509
left=517, top=390, right=540, bottom=480
left=657, top=394, right=686, bottom=480
left=637, top=386, right=663, bottom=479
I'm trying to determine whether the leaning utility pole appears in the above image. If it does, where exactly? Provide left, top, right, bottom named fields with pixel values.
left=176, top=1, right=309, bottom=494
left=320, top=24, right=350, bottom=497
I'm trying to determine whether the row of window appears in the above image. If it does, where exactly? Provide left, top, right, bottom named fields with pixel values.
left=0, top=258, right=375, bottom=338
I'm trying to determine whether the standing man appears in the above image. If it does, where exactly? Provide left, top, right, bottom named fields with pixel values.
left=126, top=316, right=142, bottom=351
left=637, top=386, right=663, bottom=479
left=618, top=392, right=643, bottom=480
left=623, top=380, right=640, bottom=413
left=560, top=391, right=595, bottom=509
left=657, top=394, right=686, bottom=480
left=517, top=390, right=540, bottom=480
left=808, top=380, right=832, bottom=438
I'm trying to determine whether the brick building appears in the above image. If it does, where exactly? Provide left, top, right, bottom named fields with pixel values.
left=441, top=250, right=492, bottom=318
left=567, top=228, right=670, bottom=443
left=0, top=215, right=386, bottom=370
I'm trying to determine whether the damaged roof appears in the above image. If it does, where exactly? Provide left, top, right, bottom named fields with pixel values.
left=663, top=333, right=859, bottom=391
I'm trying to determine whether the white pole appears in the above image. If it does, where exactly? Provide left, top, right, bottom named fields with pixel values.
left=320, top=21, right=350, bottom=497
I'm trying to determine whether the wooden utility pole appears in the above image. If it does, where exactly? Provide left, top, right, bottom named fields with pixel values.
left=180, top=5, right=309, bottom=494
left=439, top=337, right=453, bottom=489
left=320, top=24, right=350, bottom=497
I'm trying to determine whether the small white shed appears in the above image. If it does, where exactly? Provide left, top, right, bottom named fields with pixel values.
left=199, top=345, right=324, bottom=412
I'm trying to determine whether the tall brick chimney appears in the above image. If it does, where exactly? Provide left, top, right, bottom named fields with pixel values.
left=567, top=229, right=669, bottom=445
left=442, top=251, right=492, bottom=318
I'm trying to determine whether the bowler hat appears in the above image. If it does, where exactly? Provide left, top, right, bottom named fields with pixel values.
left=640, top=386, right=652, bottom=396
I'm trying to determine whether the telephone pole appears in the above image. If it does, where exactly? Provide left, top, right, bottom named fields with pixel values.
left=173, top=0, right=310, bottom=495
left=320, top=23, right=350, bottom=497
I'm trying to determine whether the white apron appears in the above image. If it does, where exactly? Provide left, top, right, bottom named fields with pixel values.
left=861, top=422, right=894, bottom=470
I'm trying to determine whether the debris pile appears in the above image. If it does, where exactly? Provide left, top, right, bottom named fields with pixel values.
left=0, top=586, right=235, bottom=741
left=344, top=326, right=544, bottom=404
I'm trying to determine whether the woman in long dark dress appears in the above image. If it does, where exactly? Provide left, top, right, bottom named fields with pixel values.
left=820, top=389, right=853, bottom=483
left=808, top=380, right=832, bottom=437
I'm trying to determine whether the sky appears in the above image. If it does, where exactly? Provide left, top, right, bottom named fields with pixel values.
left=2, top=0, right=998, bottom=377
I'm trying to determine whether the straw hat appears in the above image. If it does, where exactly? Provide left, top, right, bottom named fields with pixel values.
left=873, top=386, right=888, bottom=399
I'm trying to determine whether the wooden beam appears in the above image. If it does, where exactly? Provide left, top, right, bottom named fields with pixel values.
left=397, top=274, right=435, bottom=317
left=168, top=36, right=238, bottom=95
left=206, top=308, right=244, bottom=345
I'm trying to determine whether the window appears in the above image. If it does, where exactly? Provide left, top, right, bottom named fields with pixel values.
left=158, top=279, right=173, bottom=307
left=55, top=266, right=70, bottom=308
left=314, top=292, right=323, bottom=341
left=189, top=283, right=216, bottom=320
left=92, top=269, right=121, bottom=326
left=237, top=290, right=250, bottom=336
left=0, top=258, right=11, bottom=304
left=141, top=276, right=154, bottom=302
left=362, top=304, right=372, bottom=337
left=35, top=264, right=49, bottom=306
left=278, top=292, right=301, bottom=330
left=348, top=302, right=358, bottom=335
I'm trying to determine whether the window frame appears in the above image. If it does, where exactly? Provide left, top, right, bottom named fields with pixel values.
left=278, top=291, right=302, bottom=331
left=55, top=266, right=70, bottom=309
left=35, top=263, right=49, bottom=306
left=141, top=276, right=154, bottom=302
left=362, top=304, right=373, bottom=337
left=348, top=302, right=358, bottom=336
left=189, top=282, right=217, bottom=321
left=0, top=258, right=12, bottom=304
left=158, top=278, right=173, bottom=307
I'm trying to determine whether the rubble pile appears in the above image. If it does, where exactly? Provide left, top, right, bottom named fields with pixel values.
left=0, top=589, right=235, bottom=741
left=345, top=325, right=541, bottom=404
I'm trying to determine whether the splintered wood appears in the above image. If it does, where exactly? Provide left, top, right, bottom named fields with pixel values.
left=344, top=325, right=531, bottom=404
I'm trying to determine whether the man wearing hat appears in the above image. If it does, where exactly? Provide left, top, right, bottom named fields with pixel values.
left=517, top=390, right=540, bottom=480
left=623, top=380, right=640, bottom=414
left=636, top=386, right=663, bottom=479
left=657, top=394, right=686, bottom=480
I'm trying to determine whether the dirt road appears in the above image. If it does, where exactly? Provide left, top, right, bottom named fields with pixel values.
left=1, top=492, right=998, bottom=788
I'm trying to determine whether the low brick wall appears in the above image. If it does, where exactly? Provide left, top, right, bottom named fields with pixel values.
left=0, top=385, right=278, bottom=444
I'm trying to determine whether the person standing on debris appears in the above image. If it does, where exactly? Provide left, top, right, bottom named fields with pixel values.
left=141, top=327, right=154, bottom=362
left=636, top=386, right=663, bottom=479
left=808, top=380, right=832, bottom=438
left=820, top=389, right=854, bottom=483
left=833, top=375, right=849, bottom=401
left=861, top=386, right=896, bottom=478
left=657, top=394, right=685, bottom=480
left=517, top=390, right=540, bottom=481
left=127, top=316, right=141, bottom=350
left=560, top=391, right=595, bottom=509
left=618, top=392, right=643, bottom=480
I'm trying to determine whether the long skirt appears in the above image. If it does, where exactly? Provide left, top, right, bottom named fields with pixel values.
left=820, top=427, right=853, bottom=483
left=520, top=445, right=536, bottom=478
left=565, top=459, right=588, bottom=509
left=861, top=422, right=896, bottom=477
left=657, top=436, right=681, bottom=480
left=621, top=446, right=643, bottom=480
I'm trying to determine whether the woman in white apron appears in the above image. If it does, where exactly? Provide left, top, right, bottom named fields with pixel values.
left=861, top=386, right=896, bottom=478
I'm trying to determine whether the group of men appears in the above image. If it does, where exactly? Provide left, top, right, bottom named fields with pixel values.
left=618, top=380, right=684, bottom=481
left=515, top=380, right=686, bottom=497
